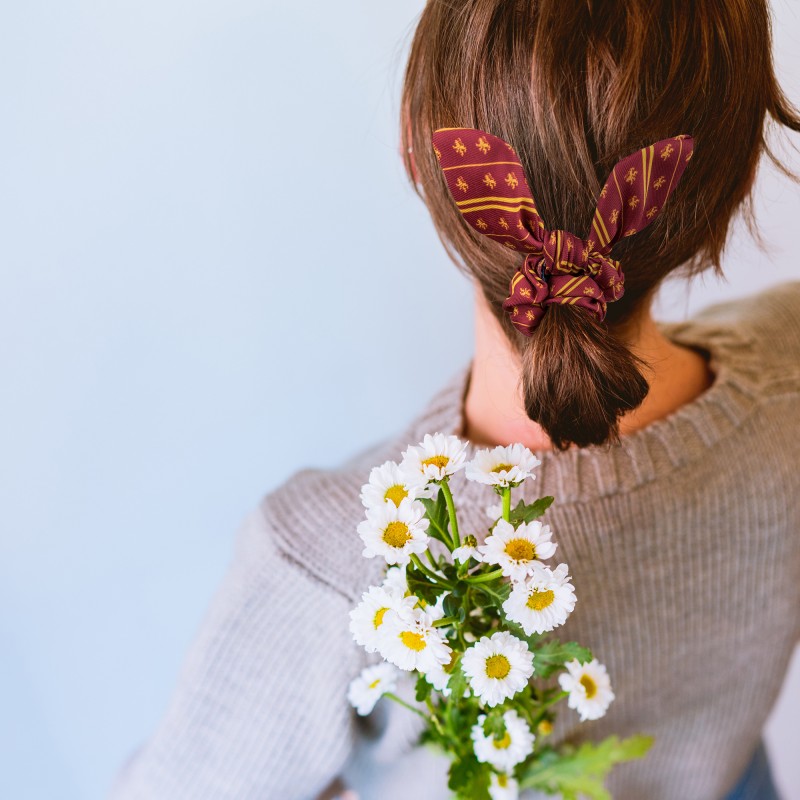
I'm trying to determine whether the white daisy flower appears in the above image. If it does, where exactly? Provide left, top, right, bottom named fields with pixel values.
left=421, top=646, right=459, bottom=694
left=358, top=498, right=430, bottom=566
left=349, top=585, right=417, bottom=653
left=452, top=535, right=482, bottom=564
left=502, top=562, right=576, bottom=635
left=382, top=565, right=408, bottom=598
left=478, top=518, right=557, bottom=582
left=360, top=460, right=428, bottom=511
left=461, top=631, right=534, bottom=707
left=558, top=658, right=615, bottom=721
left=400, top=432, right=468, bottom=483
left=471, top=709, right=535, bottom=771
left=347, top=662, right=399, bottom=716
left=489, top=772, right=519, bottom=800
left=466, top=444, right=541, bottom=487
left=379, top=606, right=453, bottom=672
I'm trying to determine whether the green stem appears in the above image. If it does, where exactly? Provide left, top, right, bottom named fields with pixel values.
left=464, top=567, right=504, bottom=584
left=410, top=554, right=453, bottom=589
left=539, top=689, right=568, bottom=710
left=441, top=480, right=461, bottom=550
left=384, top=692, right=428, bottom=720
left=502, top=486, right=511, bottom=522
left=425, top=549, right=439, bottom=570
left=426, top=513, right=454, bottom=550
left=432, top=616, right=458, bottom=628
left=424, top=698, right=446, bottom=737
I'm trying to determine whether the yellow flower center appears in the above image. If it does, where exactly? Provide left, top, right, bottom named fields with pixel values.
left=505, top=538, right=535, bottom=561
left=400, top=630, right=427, bottom=651
left=383, top=521, right=411, bottom=548
left=373, top=607, right=388, bottom=629
left=368, top=678, right=381, bottom=689
left=537, top=719, right=553, bottom=736
left=421, top=454, right=449, bottom=470
left=580, top=674, right=598, bottom=699
left=493, top=732, right=512, bottom=749
left=491, top=463, right=514, bottom=473
left=485, top=654, right=511, bottom=679
left=384, top=484, right=408, bottom=507
left=526, top=589, right=555, bottom=611
left=498, top=774, right=508, bottom=788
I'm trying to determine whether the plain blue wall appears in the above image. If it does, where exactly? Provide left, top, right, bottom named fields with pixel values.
left=1, top=2, right=798, bottom=799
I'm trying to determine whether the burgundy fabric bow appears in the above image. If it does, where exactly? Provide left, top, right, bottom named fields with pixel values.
left=431, top=128, right=694, bottom=334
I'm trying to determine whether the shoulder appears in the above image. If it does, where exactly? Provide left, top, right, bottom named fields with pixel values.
left=247, top=365, right=471, bottom=601
left=692, top=281, right=800, bottom=346
left=252, top=435, right=407, bottom=602
left=668, top=281, right=800, bottom=397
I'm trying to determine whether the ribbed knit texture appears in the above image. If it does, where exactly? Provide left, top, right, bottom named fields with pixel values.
left=110, top=283, right=800, bottom=800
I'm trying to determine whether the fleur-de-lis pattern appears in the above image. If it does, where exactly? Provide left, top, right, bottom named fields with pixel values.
left=430, top=127, right=694, bottom=334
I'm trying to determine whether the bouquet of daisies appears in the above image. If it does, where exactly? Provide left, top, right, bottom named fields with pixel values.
left=348, top=433, right=652, bottom=800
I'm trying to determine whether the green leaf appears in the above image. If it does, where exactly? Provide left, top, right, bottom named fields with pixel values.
left=419, top=488, right=451, bottom=545
left=532, top=640, right=593, bottom=679
left=406, top=564, right=443, bottom=605
left=472, top=578, right=512, bottom=608
left=415, top=674, right=432, bottom=703
left=448, top=756, right=491, bottom=798
left=446, top=664, right=467, bottom=701
left=443, top=592, right=461, bottom=619
left=509, top=496, right=555, bottom=526
left=519, top=735, right=654, bottom=799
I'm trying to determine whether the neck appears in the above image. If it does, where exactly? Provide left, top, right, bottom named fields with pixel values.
left=462, top=286, right=714, bottom=452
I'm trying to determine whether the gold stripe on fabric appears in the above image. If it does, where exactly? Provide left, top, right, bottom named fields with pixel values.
left=641, top=149, right=648, bottom=209
left=485, top=231, right=535, bottom=243
left=443, top=161, right=521, bottom=172
left=592, top=217, right=606, bottom=247
left=557, top=276, right=584, bottom=296
left=459, top=202, right=540, bottom=214
left=457, top=195, right=536, bottom=207
left=641, top=145, right=654, bottom=208
left=593, top=208, right=610, bottom=246
left=510, top=272, right=526, bottom=292
left=612, top=169, right=625, bottom=236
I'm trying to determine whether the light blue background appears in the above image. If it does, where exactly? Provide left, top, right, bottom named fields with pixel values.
left=1, top=2, right=798, bottom=799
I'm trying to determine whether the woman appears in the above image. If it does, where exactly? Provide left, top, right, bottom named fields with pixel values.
left=111, top=1, right=799, bottom=798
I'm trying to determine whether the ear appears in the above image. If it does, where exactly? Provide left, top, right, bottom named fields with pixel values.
left=591, top=136, right=694, bottom=251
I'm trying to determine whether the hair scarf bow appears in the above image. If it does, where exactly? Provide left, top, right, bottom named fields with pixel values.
left=431, top=128, right=694, bottom=334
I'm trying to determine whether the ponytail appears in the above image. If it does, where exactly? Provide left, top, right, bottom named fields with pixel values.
left=520, top=305, right=649, bottom=449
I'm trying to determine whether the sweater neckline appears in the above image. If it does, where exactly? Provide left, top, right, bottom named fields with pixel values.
left=402, top=315, right=761, bottom=503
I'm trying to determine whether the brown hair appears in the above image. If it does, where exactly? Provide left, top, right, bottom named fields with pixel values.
left=400, top=0, right=799, bottom=449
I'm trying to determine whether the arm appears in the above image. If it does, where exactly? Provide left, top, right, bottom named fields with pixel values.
left=110, top=503, right=362, bottom=800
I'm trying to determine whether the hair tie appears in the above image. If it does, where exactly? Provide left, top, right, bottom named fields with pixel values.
left=431, top=128, right=694, bottom=334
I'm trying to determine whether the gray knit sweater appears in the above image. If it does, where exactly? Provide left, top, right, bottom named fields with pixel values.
left=111, top=283, right=800, bottom=800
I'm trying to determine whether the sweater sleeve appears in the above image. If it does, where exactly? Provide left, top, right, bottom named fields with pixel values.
left=109, top=501, right=362, bottom=800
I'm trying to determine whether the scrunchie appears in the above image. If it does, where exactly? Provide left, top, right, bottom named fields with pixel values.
left=431, top=128, right=694, bottom=334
